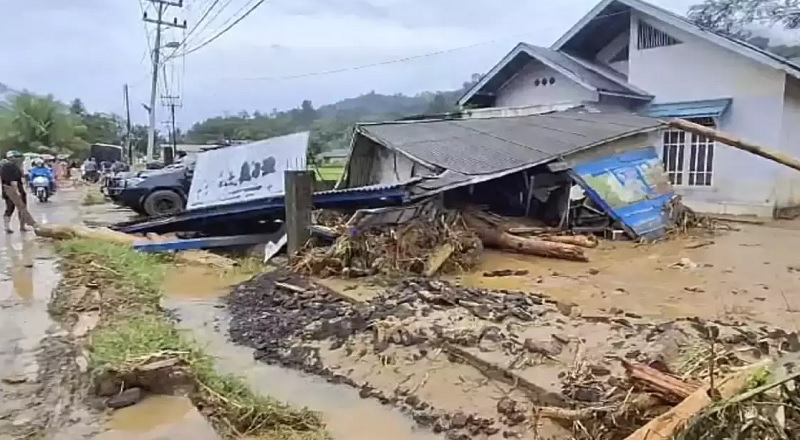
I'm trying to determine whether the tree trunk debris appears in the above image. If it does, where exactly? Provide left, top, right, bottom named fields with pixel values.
left=622, top=360, right=699, bottom=403
left=668, top=119, right=800, bottom=172
left=35, top=223, right=236, bottom=269
left=622, top=360, right=772, bottom=440
left=465, top=213, right=589, bottom=262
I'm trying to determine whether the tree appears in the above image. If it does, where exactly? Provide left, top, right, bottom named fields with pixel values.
left=426, top=94, right=452, bottom=114
left=0, top=92, right=87, bottom=154
left=688, top=0, right=800, bottom=34
left=69, top=98, right=87, bottom=117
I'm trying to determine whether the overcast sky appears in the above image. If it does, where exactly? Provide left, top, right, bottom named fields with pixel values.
left=0, top=0, right=708, bottom=126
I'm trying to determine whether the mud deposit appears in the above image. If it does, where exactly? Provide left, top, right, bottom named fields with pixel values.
left=228, top=270, right=800, bottom=439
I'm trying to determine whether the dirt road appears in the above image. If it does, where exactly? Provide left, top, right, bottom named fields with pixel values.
left=0, top=187, right=223, bottom=440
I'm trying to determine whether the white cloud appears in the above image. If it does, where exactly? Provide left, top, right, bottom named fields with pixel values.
left=0, top=0, right=708, bottom=125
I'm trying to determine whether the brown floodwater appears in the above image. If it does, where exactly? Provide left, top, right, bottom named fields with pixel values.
left=162, top=265, right=255, bottom=299
left=98, top=395, right=220, bottom=440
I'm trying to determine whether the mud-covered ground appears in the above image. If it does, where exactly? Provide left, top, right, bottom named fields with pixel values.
left=225, top=222, right=800, bottom=439
left=0, top=184, right=107, bottom=439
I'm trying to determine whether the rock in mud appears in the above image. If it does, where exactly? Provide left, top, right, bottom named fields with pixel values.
left=106, top=387, right=143, bottom=409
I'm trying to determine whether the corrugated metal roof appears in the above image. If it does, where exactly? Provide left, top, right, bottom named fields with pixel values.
left=644, top=98, right=732, bottom=119
left=358, top=112, right=663, bottom=176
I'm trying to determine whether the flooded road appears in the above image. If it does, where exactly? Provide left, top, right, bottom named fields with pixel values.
left=164, top=286, right=441, bottom=440
left=0, top=187, right=87, bottom=436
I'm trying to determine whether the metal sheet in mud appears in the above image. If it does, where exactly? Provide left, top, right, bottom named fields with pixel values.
left=570, top=146, right=674, bottom=240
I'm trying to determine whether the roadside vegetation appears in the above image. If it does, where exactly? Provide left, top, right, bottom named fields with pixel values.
left=81, top=189, right=106, bottom=206
left=55, top=238, right=327, bottom=440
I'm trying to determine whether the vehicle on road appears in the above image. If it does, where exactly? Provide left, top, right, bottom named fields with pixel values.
left=106, top=155, right=196, bottom=217
left=31, top=176, right=51, bottom=202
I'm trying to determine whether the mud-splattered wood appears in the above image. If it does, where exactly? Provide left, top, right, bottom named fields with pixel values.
left=465, top=214, right=588, bottom=262
left=35, top=223, right=237, bottom=269
left=669, top=119, right=800, bottom=172
left=441, top=343, right=564, bottom=406
left=622, top=360, right=699, bottom=403
left=539, top=234, right=599, bottom=249
left=623, top=360, right=772, bottom=440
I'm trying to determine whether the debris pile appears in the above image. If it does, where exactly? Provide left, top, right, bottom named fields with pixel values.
left=227, top=272, right=800, bottom=439
left=292, top=210, right=483, bottom=277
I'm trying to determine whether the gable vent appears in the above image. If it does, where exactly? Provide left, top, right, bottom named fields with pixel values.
left=637, top=21, right=681, bottom=50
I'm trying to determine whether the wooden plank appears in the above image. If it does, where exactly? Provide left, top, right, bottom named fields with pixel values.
left=132, top=234, right=274, bottom=252
left=623, top=360, right=771, bottom=440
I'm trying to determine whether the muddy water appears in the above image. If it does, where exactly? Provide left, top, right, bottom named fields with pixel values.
left=448, top=224, right=800, bottom=330
left=165, top=296, right=442, bottom=440
left=97, top=395, right=221, bottom=440
left=162, top=265, right=254, bottom=299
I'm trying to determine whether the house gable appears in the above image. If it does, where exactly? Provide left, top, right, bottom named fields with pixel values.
left=458, top=43, right=650, bottom=108
left=495, top=60, right=597, bottom=108
left=553, top=0, right=800, bottom=80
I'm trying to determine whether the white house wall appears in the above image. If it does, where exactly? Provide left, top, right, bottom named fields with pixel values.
left=776, top=75, right=800, bottom=210
left=628, top=13, right=786, bottom=216
left=495, top=61, right=597, bottom=108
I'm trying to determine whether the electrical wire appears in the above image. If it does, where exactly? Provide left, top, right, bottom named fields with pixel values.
left=169, top=0, right=268, bottom=59
left=182, top=0, right=237, bottom=49
left=233, top=32, right=539, bottom=81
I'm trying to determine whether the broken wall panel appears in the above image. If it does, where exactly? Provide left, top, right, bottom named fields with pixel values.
left=570, top=146, right=675, bottom=240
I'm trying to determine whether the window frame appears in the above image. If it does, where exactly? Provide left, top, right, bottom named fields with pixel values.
left=660, top=117, right=716, bottom=188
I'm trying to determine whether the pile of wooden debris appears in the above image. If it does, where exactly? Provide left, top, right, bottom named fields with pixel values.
left=292, top=209, right=483, bottom=277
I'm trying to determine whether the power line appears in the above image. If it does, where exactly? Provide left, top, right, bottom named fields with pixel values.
left=181, top=0, right=237, bottom=49
left=233, top=32, right=539, bottom=82
left=169, top=0, right=267, bottom=59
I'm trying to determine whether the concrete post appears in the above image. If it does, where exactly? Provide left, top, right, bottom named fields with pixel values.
left=284, top=170, right=314, bottom=263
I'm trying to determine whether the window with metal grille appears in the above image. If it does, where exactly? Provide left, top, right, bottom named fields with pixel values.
left=637, top=21, right=681, bottom=50
left=661, top=118, right=714, bottom=187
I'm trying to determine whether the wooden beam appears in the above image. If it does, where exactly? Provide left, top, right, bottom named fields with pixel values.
left=668, top=118, right=800, bottom=172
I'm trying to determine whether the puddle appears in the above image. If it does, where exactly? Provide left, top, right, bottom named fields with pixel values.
left=162, top=266, right=254, bottom=299
left=166, top=297, right=441, bottom=440
left=98, top=395, right=220, bottom=440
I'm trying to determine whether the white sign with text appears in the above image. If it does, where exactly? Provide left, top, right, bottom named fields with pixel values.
left=186, top=132, right=309, bottom=210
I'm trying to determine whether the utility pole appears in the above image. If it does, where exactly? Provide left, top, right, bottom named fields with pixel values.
left=161, top=95, right=181, bottom=149
left=123, top=84, right=132, bottom=162
left=143, top=0, right=186, bottom=161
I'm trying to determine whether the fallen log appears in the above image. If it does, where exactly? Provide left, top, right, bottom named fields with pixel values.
left=622, top=360, right=771, bottom=440
left=35, top=223, right=236, bottom=269
left=669, top=119, right=800, bottom=173
left=441, top=343, right=564, bottom=406
left=540, top=234, right=599, bottom=249
left=622, top=360, right=699, bottom=403
left=465, top=214, right=588, bottom=262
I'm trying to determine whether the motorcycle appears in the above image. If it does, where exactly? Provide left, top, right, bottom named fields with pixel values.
left=31, top=176, right=51, bottom=203
left=82, top=169, right=100, bottom=183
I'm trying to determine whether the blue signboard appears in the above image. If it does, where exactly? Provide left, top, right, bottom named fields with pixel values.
left=570, top=147, right=675, bottom=240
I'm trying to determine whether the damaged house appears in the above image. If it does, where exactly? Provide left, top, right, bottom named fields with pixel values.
left=458, top=0, right=800, bottom=218
left=339, top=111, right=676, bottom=240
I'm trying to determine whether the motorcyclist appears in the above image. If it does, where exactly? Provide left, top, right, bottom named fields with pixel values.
left=1, top=150, right=28, bottom=233
left=28, top=158, right=55, bottom=194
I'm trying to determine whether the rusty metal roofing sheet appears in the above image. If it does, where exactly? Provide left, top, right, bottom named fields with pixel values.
left=358, top=112, right=663, bottom=176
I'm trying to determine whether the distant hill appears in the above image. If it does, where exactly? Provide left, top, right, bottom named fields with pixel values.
left=0, top=82, right=13, bottom=109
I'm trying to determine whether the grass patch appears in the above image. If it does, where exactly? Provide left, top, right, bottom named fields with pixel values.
left=56, top=238, right=328, bottom=439
left=312, top=165, right=344, bottom=181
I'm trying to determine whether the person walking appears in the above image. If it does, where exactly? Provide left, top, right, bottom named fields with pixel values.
left=1, top=150, right=30, bottom=233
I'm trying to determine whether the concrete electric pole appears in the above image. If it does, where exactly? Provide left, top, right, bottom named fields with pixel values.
left=143, top=0, right=186, bottom=161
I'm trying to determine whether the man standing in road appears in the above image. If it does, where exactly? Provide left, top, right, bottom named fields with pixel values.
left=1, top=150, right=29, bottom=233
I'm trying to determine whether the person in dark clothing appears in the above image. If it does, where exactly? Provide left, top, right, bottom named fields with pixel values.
left=1, top=150, right=27, bottom=233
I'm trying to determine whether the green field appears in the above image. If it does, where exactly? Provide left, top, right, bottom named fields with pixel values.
left=313, top=165, right=344, bottom=181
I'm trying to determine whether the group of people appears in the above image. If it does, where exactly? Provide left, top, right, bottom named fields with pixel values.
left=0, top=151, right=57, bottom=233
